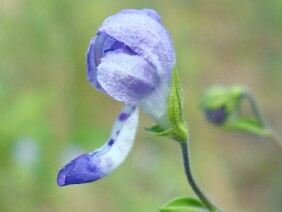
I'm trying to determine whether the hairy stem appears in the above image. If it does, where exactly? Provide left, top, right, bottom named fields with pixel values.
left=180, top=141, right=219, bottom=212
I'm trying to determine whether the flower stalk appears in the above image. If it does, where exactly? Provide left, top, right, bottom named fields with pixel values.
left=179, top=140, right=219, bottom=212
left=162, top=67, right=220, bottom=211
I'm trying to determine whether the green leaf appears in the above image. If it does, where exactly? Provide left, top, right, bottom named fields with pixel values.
left=145, top=125, right=173, bottom=136
left=160, top=197, right=209, bottom=212
left=224, top=117, right=272, bottom=137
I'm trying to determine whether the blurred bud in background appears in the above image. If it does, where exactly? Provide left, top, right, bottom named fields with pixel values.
left=199, top=86, right=281, bottom=146
left=199, top=86, right=244, bottom=125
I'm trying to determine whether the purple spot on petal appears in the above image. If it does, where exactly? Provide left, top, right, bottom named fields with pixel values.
left=108, top=139, right=115, bottom=146
left=116, top=130, right=120, bottom=135
left=119, top=112, right=129, bottom=121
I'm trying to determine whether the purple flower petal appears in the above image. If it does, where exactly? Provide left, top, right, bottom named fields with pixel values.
left=57, top=105, right=138, bottom=186
left=87, top=35, right=127, bottom=92
left=86, top=9, right=176, bottom=129
left=86, top=37, right=105, bottom=92
left=98, top=9, right=175, bottom=85
left=97, top=50, right=160, bottom=105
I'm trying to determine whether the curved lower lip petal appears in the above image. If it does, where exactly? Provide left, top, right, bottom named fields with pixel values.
left=57, top=105, right=138, bottom=186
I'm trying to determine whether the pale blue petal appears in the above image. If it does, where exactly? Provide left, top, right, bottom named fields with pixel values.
left=97, top=50, right=160, bottom=105
left=98, top=9, right=175, bottom=85
left=86, top=9, right=176, bottom=129
left=140, top=83, right=171, bottom=129
left=57, top=105, right=138, bottom=186
left=87, top=35, right=125, bottom=92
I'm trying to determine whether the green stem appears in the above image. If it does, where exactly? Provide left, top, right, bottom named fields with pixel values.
left=180, top=141, right=219, bottom=212
left=243, top=91, right=282, bottom=149
left=243, top=91, right=266, bottom=127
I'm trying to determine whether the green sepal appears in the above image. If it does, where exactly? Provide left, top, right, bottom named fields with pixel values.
left=160, top=197, right=209, bottom=212
left=145, top=125, right=174, bottom=136
left=145, top=67, right=188, bottom=142
left=224, top=117, right=272, bottom=137
left=166, top=67, right=188, bottom=142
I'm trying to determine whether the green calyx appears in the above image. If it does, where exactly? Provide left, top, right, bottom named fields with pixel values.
left=146, top=67, right=188, bottom=143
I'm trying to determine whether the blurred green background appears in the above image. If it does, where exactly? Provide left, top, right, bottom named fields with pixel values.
left=1, top=0, right=281, bottom=211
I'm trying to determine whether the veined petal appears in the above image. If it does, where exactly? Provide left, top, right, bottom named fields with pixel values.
left=57, top=105, right=138, bottom=186
left=98, top=9, right=175, bottom=84
left=97, top=50, right=160, bottom=105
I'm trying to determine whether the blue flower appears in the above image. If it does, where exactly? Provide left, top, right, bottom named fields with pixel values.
left=57, top=9, right=175, bottom=186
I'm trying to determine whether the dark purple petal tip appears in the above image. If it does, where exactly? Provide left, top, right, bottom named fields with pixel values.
left=57, top=153, right=104, bottom=186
